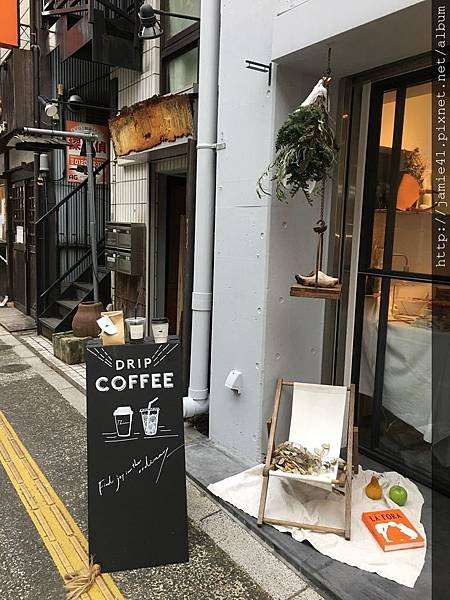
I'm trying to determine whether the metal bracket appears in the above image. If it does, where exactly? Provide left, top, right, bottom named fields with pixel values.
left=197, top=142, right=226, bottom=151
left=245, top=60, right=272, bottom=86
left=192, top=292, right=212, bottom=311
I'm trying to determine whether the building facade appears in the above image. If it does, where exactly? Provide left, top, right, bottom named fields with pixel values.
left=0, top=0, right=446, bottom=494
left=0, top=0, right=114, bottom=329
left=207, top=0, right=447, bottom=495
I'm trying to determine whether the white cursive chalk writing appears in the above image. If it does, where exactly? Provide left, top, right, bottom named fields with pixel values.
left=97, top=444, right=184, bottom=496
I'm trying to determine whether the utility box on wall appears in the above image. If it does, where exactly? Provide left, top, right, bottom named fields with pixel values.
left=105, top=222, right=145, bottom=276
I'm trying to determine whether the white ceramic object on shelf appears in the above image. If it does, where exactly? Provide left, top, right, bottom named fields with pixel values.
left=296, top=270, right=338, bottom=288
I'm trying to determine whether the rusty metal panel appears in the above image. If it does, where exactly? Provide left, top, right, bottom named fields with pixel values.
left=109, top=94, right=194, bottom=157
left=60, top=14, right=93, bottom=62
left=0, top=49, right=33, bottom=137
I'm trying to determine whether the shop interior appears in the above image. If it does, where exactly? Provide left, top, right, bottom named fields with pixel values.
left=356, top=77, right=450, bottom=489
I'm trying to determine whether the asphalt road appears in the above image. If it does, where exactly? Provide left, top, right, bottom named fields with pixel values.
left=0, top=328, right=316, bottom=600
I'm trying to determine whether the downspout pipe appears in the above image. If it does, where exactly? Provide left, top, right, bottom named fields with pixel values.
left=183, top=0, right=220, bottom=418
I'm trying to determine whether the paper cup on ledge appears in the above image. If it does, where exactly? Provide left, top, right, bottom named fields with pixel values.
left=151, top=318, right=169, bottom=344
left=125, top=316, right=146, bottom=344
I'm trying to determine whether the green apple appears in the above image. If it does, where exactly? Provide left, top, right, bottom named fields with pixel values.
left=389, top=485, right=408, bottom=506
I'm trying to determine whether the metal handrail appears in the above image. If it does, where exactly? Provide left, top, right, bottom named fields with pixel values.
left=96, top=0, right=134, bottom=23
left=39, top=240, right=105, bottom=301
left=36, top=160, right=109, bottom=226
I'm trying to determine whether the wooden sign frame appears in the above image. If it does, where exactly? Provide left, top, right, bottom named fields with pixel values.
left=86, top=338, right=188, bottom=572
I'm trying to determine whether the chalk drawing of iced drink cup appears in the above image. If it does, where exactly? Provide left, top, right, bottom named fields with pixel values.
left=140, top=397, right=159, bottom=436
left=113, top=406, right=133, bottom=437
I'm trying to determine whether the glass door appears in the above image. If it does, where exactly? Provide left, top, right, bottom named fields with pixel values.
left=352, top=69, right=450, bottom=491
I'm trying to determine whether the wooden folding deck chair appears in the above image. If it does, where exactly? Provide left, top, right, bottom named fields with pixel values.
left=257, top=379, right=358, bottom=540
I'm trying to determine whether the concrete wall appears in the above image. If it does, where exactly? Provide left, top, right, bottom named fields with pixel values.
left=208, top=0, right=276, bottom=462
left=260, top=66, right=338, bottom=450
left=209, top=0, right=430, bottom=464
left=272, top=0, right=427, bottom=62
left=209, top=0, right=345, bottom=463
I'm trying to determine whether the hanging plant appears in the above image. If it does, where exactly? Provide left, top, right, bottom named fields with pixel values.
left=257, top=80, right=338, bottom=205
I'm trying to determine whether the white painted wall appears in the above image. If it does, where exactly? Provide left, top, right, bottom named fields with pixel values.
left=209, top=0, right=430, bottom=464
left=208, top=0, right=276, bottom=462
left=260, top=66, right=336, bottom=448
left=272, top=0, right=427, bottom=63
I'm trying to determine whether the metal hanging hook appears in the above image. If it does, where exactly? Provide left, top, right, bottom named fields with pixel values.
left=322, top=47, right=332, bottom=87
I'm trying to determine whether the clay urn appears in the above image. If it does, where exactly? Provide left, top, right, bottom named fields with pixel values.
left=72, top=301, right=104, bottom=338
left=396, top=173, right=421, bottom=211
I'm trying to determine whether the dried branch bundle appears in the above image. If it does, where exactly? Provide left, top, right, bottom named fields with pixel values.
left=271, top=441, right=337, bottom=475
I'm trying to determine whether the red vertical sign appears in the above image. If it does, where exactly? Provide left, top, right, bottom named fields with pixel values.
left=0, top=0, right=19, bottom=49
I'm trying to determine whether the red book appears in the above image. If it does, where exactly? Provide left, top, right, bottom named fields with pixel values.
left=362, top=509, right=425, bottom=552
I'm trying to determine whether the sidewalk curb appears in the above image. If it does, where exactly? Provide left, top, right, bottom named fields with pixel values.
left=186, top=472, right=334, bottom=600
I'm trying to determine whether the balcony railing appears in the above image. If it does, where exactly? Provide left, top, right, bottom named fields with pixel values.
left=42, top=0, right=90, bottom=19
left=41, top=0, right=135, bottom=20
left=41, top=0, right=141, bottom=70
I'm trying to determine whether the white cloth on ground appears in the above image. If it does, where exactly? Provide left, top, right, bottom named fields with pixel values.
left=208, top=465, right=426, bottom=588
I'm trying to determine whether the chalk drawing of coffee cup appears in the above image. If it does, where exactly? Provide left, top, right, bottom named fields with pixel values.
left=140, top=407, right=160, bottom=436
left=113, top=406, right=133, bottom=437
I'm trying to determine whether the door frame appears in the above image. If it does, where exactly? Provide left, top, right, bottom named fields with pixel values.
left=324, top=54, right=433, bottom=388
left=324, top=54, right=435, bottom=484
left=148, top=140, right=196, bottom=393
left=9, top=174, right=35, bottom=315
left=351, top=67, right=438, bottom=488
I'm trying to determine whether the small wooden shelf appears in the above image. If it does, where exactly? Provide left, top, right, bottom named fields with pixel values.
left=290, top=283, right=342, bottom=300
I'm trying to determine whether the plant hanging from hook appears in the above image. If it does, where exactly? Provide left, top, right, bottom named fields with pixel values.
left=257, top=77, right=338, bottom=205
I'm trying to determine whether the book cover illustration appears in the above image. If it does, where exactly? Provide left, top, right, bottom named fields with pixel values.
left=362, top=509, right=425, bottom=552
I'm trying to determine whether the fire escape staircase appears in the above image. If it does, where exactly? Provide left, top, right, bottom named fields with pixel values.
left=36, top=161, right=111, bottom=340
left=41, top=0, right=142, bottom=71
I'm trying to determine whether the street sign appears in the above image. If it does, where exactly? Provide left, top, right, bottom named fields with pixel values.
left=86, top=339, right=188, bottom=573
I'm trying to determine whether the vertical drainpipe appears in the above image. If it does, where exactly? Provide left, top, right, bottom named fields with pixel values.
left=30, top=0, right=41, bottom=324
left=183, top=0, right=220, bottom=418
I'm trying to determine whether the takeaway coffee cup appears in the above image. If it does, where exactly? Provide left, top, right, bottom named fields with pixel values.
left=151, top=317, right=169, bottom=343
left=113, top=406, right=133, bottom=437
left=125, top=316, right=146, bottom=344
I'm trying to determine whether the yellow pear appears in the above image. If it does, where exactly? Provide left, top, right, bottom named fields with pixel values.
left=365, top=475, right=383, bottom=500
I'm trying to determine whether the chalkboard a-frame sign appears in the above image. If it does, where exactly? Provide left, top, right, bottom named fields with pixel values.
left=86, top=338, right=188, bottom=573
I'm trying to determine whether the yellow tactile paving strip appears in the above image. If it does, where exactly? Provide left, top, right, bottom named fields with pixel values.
left=0, top=411, right=124, bottom=600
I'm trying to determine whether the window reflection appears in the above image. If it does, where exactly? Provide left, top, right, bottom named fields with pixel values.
left=167, top=46, right=198, bottom=93
left=167, top=0, right=200, bottom=38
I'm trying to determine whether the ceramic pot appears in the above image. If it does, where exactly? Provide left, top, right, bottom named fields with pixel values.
left=396, top=173, right=420, bottom=210
left=72, top=301, right=104, bottom=338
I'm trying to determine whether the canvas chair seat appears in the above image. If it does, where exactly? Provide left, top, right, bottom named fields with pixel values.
left=270, top=382, right=348, bottom=489
left=257, top=379, right=357, bottom=539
